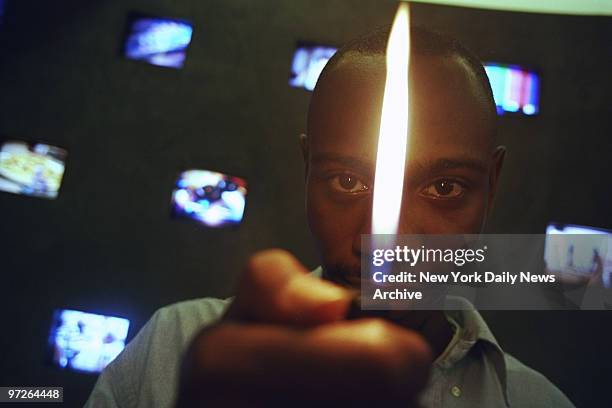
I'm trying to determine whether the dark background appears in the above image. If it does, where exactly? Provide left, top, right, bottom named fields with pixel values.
left=0, top=0, right=610, bottom=406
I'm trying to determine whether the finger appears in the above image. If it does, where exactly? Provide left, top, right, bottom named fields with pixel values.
left=225, top=249, right=352, bottom=326
left=188, top=319, right=432, bottom=403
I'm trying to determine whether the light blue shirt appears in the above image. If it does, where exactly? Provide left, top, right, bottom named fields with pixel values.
left=86, top=281, right=574, bottom=407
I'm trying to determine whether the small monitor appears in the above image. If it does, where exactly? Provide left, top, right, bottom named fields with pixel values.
left=0, top=140, right=67, bottom=199
left=484, top=63, right=540, bottom=115
left=123, top=13, right=193, bottom=69
left=544, top=223, right=612, bottom=288
left=48, top=309, right=130, bottom=373
left=171, top=170, right=247, bottom=227
left=289, top=43, right=337, bottom=91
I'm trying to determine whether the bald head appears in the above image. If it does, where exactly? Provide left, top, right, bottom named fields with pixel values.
left=308, top=26, right=497, bottom=145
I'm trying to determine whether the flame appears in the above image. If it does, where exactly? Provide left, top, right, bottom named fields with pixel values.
left=371, top=3, right=411, bottom=235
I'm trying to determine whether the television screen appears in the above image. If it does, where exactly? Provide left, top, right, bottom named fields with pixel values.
left=48, top=309, right=130, bottom=373
left=484, top=63, right=540, bottom=115
left=289, top=43, right=337, bottom=91
left=544, top=223, right=612, bottom=288
left=123, top=14, right=193, bottom=69
left=171, top=170, right=247, bottom=227
left=0, top=140, right=67, bottom=199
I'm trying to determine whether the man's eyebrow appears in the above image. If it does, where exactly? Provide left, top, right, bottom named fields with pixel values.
left=311, top=154, right=489, bottom=176
left=310, top=153, right=373, bottom=174
left=416, top=157, right=489, bottom=174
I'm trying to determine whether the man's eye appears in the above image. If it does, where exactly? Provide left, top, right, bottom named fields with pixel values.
left=329, top=174, right=370, bottom=194
left=420, top=179, right=466, bottom=199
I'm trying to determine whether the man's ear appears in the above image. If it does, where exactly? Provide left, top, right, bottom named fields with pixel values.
left=487, top=145, right=506, bottom=214
left=299, top=133, right=309, bottom=177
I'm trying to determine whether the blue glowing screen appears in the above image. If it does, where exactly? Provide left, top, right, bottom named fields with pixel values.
left=544, top=223, right=612, bottom=289
left=124, top=15, right=193, bottom=69
left=484, top=63, right=540, bottom=115
left=48, top=309, right=130, bottom=373
left=171, top=170, right=247, bottom=227
left=289, top=44, right=337, bottom=91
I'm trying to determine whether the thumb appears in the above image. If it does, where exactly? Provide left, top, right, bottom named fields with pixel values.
left=225, top=249, right=352, bottom=326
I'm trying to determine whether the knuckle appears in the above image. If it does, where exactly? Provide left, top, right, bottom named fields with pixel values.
left=359, top=318, right=401, bottom=340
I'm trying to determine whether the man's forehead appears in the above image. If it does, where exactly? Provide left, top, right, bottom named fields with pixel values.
left=307, top=51, right=495, bottom=160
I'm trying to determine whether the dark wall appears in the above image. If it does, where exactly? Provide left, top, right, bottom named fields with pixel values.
left=0, top=0, right=610, bottom=406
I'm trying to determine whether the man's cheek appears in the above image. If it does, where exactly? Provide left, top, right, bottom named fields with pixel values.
left=306, top=187, right=335, bottom=243
left=423, top=201, right=488, bottom=234
left=308, top=193, right=350, bottom=238
left=307, top=189, right=364, bottom=254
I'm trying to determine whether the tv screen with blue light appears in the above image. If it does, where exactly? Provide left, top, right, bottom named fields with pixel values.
left=0, top=140, right=67, bottom=199
left=171, top=170, right=247, bottom=227
left=123, top=13, right=193, bottom=69
left=544, top=223, right=612, bottom=288
left=289, top=43, right=337, bottom=91
left=48, top=309, right=130, bottom=373
left=484, top=63, right=540, bottom=115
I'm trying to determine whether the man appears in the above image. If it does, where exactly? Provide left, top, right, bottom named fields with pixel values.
left=86, top=27, right=574, bottom=407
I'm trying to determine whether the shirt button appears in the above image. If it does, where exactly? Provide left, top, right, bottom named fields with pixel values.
left=451, top=385, right=462, bottom=397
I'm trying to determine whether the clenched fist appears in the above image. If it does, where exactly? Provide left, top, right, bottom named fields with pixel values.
left=176, top=249, right=432, bottom=407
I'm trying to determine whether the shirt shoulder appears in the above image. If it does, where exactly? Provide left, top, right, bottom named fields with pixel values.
left=85, top=297, right=230, bottom=408
left=504, top=353, right=575, bottom=408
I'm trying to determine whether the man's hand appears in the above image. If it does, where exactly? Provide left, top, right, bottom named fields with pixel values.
left=176, top=249, right=432, bottom=406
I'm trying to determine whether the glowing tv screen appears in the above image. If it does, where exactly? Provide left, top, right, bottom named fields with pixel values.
left=484, top=63, right=540, bottom=115
left=544, top=223, right=612, bottom=288
left=48, top=309, right=130, bottom=373
left=123, top=14, right=193, bottom=69
left=0, top=140, right=67, bottom=199
left=289, top=43, right=337, bottom=91
left=171, top=170, right=247, bottom=227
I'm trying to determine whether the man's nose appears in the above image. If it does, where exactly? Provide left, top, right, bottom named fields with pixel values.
left=397, top=205, right=424, bottom=235
left=351, top=201, right=423, bottom=256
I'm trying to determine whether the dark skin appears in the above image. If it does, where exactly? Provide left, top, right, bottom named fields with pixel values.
left=305, top=51, right=504, bottom=353
left=176, top=51, right=505, bottom=406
